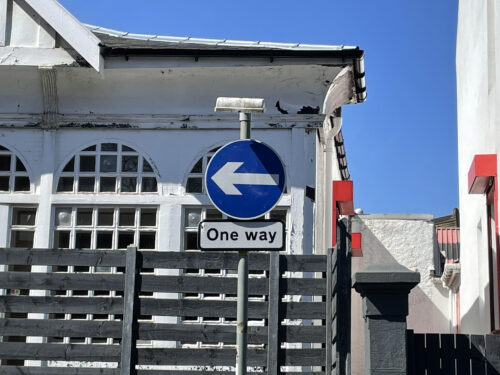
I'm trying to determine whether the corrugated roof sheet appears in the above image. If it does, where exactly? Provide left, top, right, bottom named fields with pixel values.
left=437, top=228, right=460, bottom=262
left=86, top=24, right=357, bottom=52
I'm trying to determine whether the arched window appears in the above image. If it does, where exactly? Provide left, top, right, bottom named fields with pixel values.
left=185, top=146, right=221, bottom=194
left=56, top=142, right=158, bottom=194
left=0, top=145, right=30, bottom=192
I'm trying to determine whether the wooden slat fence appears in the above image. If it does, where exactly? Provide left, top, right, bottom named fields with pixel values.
left=0, top=243, right=350, bottom=375
left=407, top=331, right=500, bottom=375
left=332, top=221, right=351, bottom=375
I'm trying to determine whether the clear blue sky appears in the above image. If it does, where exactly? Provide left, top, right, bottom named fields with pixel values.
left=60, top=0, right=459, bottom=217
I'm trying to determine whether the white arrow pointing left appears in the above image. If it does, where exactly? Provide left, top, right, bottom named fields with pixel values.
left=211, top=162, right=279, bottom=195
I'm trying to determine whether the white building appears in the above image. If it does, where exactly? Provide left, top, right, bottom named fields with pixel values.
left=456, top=0, right=500, bottom=334
left=350, top=213, right=459, bottom=375
left=0, top=0, right=366, bottom=366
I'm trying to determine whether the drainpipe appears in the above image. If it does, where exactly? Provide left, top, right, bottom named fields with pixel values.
left=324, top=110, right=342, bottom=248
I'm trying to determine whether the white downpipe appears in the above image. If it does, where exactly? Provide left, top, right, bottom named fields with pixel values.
left=324, top=115, right=342, bottom=249
left=325, top=135, right=334, bottom=249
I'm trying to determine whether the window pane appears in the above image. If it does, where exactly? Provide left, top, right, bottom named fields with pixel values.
left=96, top=232, right=113, bottom=249
left=98, top=208, right=114, bottom=226
left=11, top=230, right=34, bottom=247
left=79, top=156, right=96, bottom=172
left=100, top=155, right=117, bottom=173
left=143, top=160, right=153, bottom=172
left=100, top=177, right=116, bottom=192
left=206, top=209, right=223, bottom=220
left=140, top=209, right=156, bottom=226
left=122, top=156, right=138, bottom=172
left=118, top=231, right=135, bottom=249
left=184, top=232, right=198, bottom=250
left=270, top=210, right=287, bottom=223
left=15, top=157, right=26, bottom=172
left=63, top=157, right=74, bottom=172
left=54, top=231, right=70, bottom=248
left=119, top=209, right=135, bottom=226
left=185, top=209, right=201, bottom=228
left=186, top=177, right=202, bottom=193
left=78, top=177, right=95, bottom=192
left=0, top=155, right=11, bottom=171
left=14, top=177, right=30, bottom=191
left=139, top=232, right=155, bottom=249
left=75, top=232, right=91, bottom=249
left=191, top=158, right=203, bottom=173
left=141, top=177, right=157, bottom=193
left=122, top=145, right=134, bottom=152
left=101, top=143, right=117, bottom=152
left=13, top=208, right=36, bottom=225
left=55, top=208, right=72, bottom=226
left=57, top=177, right=73, bottom=192
left=82, top=145, right=96, bottom=151
left=76, top=208, right=93, bottom=225
left=121, top=177, right=137, bottom=192
left=0, top=176, right=9, bottom=191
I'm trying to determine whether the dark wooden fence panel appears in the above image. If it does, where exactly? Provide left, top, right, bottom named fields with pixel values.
left=407, top=331, right=500, bottom=375
left=0, top=244, right=346, bottom=374
left=0, top=248, right=327, bottom=273
left=330, top=220, right=351, bottom=375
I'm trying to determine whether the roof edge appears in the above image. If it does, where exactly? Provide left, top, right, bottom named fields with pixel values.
left=25, top=0, right=103, bottom=72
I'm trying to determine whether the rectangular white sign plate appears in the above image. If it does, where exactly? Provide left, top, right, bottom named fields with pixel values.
left=198, top=220, right=284, bottom=251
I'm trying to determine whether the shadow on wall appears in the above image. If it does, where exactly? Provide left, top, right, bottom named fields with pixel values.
left=460, top=283, right=491, bottom=334
left=350, top=217, right=451, bottom=375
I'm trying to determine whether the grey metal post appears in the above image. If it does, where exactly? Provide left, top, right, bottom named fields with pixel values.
left=236, top=112, right=250, bottom=375
left=352, top=263, right=420, bottom=375
left=239, top=112, right=251, bottom=140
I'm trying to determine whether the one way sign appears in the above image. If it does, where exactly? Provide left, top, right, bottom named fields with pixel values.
left=199, top=220, right=284, bottom=250
left=205, top=140, right=286, bottom=220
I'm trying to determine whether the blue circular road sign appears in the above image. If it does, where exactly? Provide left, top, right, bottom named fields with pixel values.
left=205, top=140, right=286, bottom=220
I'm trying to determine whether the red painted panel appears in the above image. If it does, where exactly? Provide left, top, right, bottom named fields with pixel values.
left=468, top=154, right=497, bottom=194
left=351, top=233, right=362, bottom=257
left=333, top=180, right=355, bottom=215
left=331, top=180, right=355, bottom=247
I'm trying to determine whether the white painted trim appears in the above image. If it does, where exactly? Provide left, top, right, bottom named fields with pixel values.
left=51, top=194, right=162, bottom=205
left=0, top=46, right=75, bottom=66
left=0, top=0, right=7, bottom=47
left=0, top=113, right=325, bottom=129
left=58, top=113, right=324, bottom=126
left=104, top=56, right=349, bottom=70
left=0, top=194, right=39, bottom=204
left=322, top=66, right=356, bottom=116
left=50, top=193, right=292, bottom=206
left=24, top=0, right=103, bottom=71
left=39, top=66, right=58, bottom=127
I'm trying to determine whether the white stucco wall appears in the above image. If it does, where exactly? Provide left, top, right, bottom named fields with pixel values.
left=350, top=214, right=453, bottom=375
left=456, top=0, right=500, bottom=333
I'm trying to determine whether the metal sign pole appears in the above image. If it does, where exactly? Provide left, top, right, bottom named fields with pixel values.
left=236, top=112, right=250, bottom=375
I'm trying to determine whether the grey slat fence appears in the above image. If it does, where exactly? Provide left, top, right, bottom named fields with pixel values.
left=0, top=240, right=352, bottom=375
left=407, top=331, right=500, bottom=375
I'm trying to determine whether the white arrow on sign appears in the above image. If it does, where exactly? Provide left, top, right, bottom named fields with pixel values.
left=211, top=162, right=279, bottom=195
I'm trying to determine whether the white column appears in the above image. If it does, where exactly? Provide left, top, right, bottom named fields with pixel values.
left=289, top=127, right=306, bottom=256
left=26, top=130, right=55, bottom=366
left=153, top=201, right=181, bottom=349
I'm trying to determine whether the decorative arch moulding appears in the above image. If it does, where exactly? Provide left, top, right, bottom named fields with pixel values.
left=468, top=154, right=497, bottom=194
